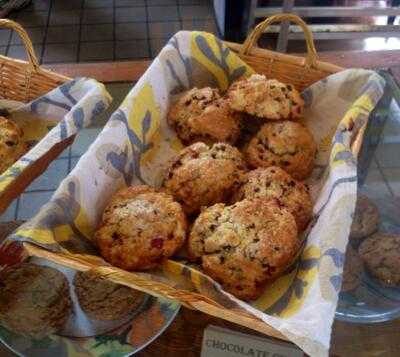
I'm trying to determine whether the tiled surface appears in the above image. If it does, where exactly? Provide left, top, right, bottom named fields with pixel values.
left=1, top=0, right=215, bottom=64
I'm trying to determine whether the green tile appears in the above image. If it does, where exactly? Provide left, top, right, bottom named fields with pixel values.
left=17, top=191, right=54, bottom=220
left=0, top=199, right=17, bottom=222
left=27, top=158, right=69, bottom=191
left=71, top=127, right=102, bottom=156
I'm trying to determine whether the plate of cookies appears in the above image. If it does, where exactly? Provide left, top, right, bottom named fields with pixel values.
left=0, top=30, right=386, bottom=356
left=0, top=221, right=180, bottom=357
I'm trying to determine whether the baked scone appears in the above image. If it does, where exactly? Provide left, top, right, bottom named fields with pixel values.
left=227, top=74, right=304, bottom=120
left=245, top=121, right=317, bottom=180
left=0, top=263, right=71, bottom=338
left=95, top=185, right=187, bottom=271
left=74, top=270, right=145, bottom=320
left=341, top=245, right=363, bottom=292
left=188, top=199, right=299, bottom=300
left=0, top=116, right=27, bottom=174
left=163, top=142, right=247, bottom=215
left=350, top=195, right=379, bottom=243
left=359, top=233, right=400, bottom=286
left=234, top=167, right=312, bottom=231
left=168, top=87, right=241, bottom=145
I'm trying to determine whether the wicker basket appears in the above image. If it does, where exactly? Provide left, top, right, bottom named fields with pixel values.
left=0, top=19, right=72, bottom=215
left=14, top=14, right=355, bottom=342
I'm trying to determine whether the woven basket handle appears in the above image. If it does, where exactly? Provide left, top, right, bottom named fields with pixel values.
left=241, top=13, right=318, bottom=68
left=0, top=19, right=40, bottom=71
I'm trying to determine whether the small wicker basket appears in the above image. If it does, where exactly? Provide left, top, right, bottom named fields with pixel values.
left=0, top=19, right=72, bottom=215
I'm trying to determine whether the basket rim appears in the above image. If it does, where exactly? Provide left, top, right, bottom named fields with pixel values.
left=225, top=41, right=344, bottom=74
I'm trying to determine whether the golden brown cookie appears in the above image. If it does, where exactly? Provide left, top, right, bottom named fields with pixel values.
left=162, top=142, right=247, bottom=215
left=0, top=263, right=71, bottom=338
left=350, top=195, right=379, bottom=243
left=95, top=185, right=187, bottom=271
left=341, top=245, right=363, bottom=292
left=227, top=74, right=304, bottom=120
left=0, top=116, right=27, bottom=174
left=188, top=199, right=299, bottom=300
left=73, top=270, right=145, bottom=321
left=359, top=233, right=400, bottom=286
left=234, top=167, right=313, bottom=231
left=245, top=121, right=317, bottom=180
left=168, top=87, right=241, bottom=145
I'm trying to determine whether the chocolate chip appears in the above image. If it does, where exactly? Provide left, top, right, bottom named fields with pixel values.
left=5, top=141, right=15, bottom=146
left=274, top=247, right=280, bottom=251
left=288, top=180, right=295, bottom=187
left=253, top=238, right=260, bottom=243
left=287, top=85, right=293, bottom=91
left=223, top=245, right=231, bottom=252
left=282, top=161, right=290, bottom=167
left=247, top=223, right=256, bottom=229
left=220, top=256, right=225, bottom=264
left=271, top=161, right=276, bottom=165
left=209, top=224, right=216, bottom=232
left=275, top=98, right=282, bottom=103
left=112, top=232, right=120, bottom=240
left=254, top=187, right=260, bottom=193
left=236, top=285, right=244, bottom=291
left=211, top=153, right=217, bottom=159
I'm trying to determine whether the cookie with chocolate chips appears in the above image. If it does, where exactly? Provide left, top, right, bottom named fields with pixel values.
left=227, top=74, right=304, bottom=120
left=168, top=87, right=241, bottom=145
left=0, top=263, right=71, bottom=338
left=163, top=142, right=247, bottom=215
left=359, top=233, right=400, bottom=286
left=95, top=185, right=187, bottom=270
left=234, top=167, right=313, bottom=231
left=350, top=195, right=379, bottom=243
left=74, top=270, right=146, bottom=320
left=245, top=121, right=317, bottom=180
left=188, top=198, right=299, bottom=300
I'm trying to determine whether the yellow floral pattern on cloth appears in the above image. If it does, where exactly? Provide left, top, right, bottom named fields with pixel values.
left=2, top=31, right=386, bottom=357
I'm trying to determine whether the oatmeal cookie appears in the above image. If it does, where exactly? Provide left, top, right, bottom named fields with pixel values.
left=0, top=263, right=71, bottom=338
left=341, top=245, right=363, bottom=292
left=245, top=121, right=317, bottom=180
left=359, top=233, right=400, bottom=286
left=168, top=87, right=241, bottom=145
left=0, top=116, right=27, bottom=174
left=163, top=142, right=247, bottom=215
left=234, top=167, right=312, bottom=231
left=95, top=185, right=187, bottom=271
left=189, top=198, right=299, bottom=300
left=74, top=270, right=145, bottom=320
left=227, top=74, right=304, bottom=120
left=350, top=195, right=379, bottom=243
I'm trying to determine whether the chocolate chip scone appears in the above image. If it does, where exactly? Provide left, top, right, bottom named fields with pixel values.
left=341, top=245, right=363, bottom=292
left=74, top=270, right=145, bottom=321
left=245, top=121, right=317, bottom=180
left=162, top=142, right=247, bottom=215
left=359, top=233, right=400, bottom=286
left=168, top=87, right=241, bottom=145
left=234, top=167, right=312, bottom=231
left=0, top=263, right=71, bottom=338
left=0, top=116, right=27, bottom=174
left=189, top=199, right=299, bottom=300
left=350, top=195, right=379, bottom=243
left=95, top=185, right=187, bottom=271
left=227, top=74, right=304, bottom=120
